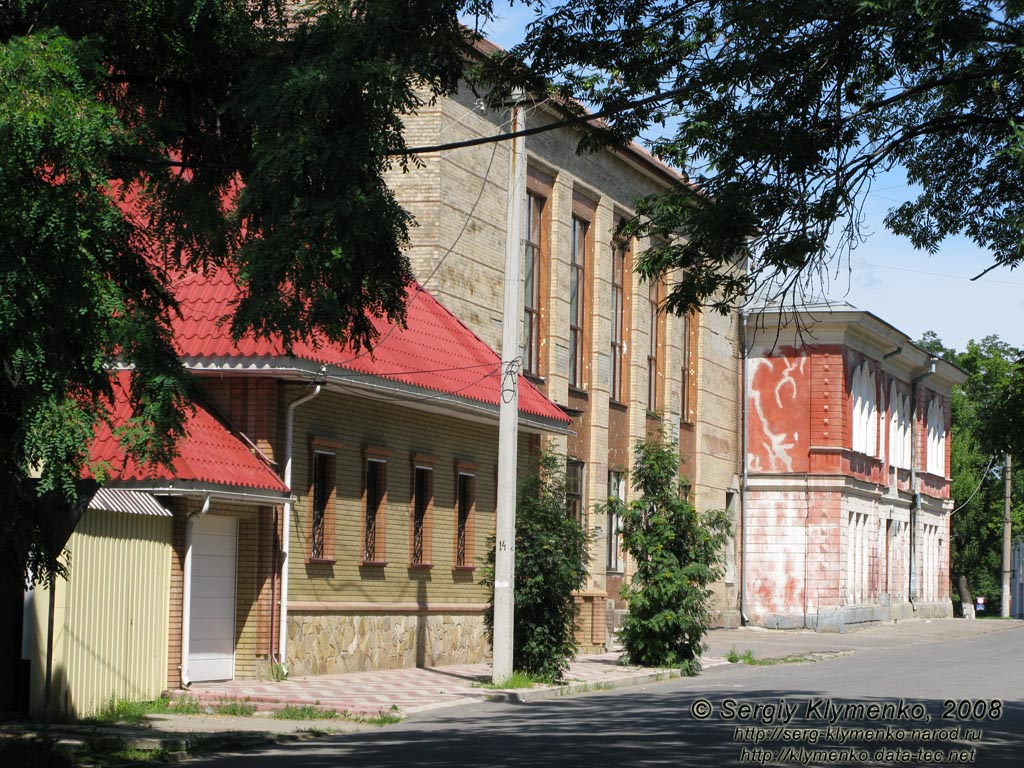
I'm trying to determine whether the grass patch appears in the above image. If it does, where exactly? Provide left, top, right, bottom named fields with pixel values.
left=272, top=703, right=403, bottom=726
left=105, top=745, right=166, bottom=763
left=87, top=697, right=170, bottom=725
left=171, top=695, right=205, bottom=715
left=725, top=647, right=757, bottom=664
left=269, top=662, right=288, bottom=681
left=476, top=671, right=551, bottom=689
left=82, top=695, right=206, bottom=725
left=213, top=697, right=257, bottom=717
left=725, top=648, right=812, bottom=666
left=356, top=708, right=403, bottom=727
left=272, top=704, right=342, bottom=720
left=745, top=655, right=813, bottom=666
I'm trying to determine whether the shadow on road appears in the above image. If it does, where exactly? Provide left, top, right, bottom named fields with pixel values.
left=194, top=686, right=1024, bottom=767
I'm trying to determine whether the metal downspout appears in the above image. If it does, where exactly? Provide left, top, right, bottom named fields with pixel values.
left=277, top=382, right=323, bottom=675
left=739, top=307, right=750, bottom=625
left=909, top=357, right=938, bottom=611
left=180, top=494, right=211, bottom=688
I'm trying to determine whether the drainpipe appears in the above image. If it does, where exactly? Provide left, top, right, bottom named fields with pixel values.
left=909, top=356, right=938, bottom=611
left=180, top=494, right=211, bottom=688
left=739, top=307, right=750, bottom=625
left=277, top=381, right=323, bottom=675
left=269, top=507, right=279, bottom=661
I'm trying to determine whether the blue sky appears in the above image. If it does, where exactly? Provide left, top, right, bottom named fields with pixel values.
left=471, top=7, right=1024, bottom=352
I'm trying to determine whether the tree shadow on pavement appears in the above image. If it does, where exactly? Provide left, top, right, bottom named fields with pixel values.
left=188, top=685, right=1024, bottom=768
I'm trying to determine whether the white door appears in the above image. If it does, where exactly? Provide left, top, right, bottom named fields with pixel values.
left=189, top=515, right=237, bottom=682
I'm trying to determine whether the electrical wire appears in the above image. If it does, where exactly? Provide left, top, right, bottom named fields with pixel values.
left=335, top=100, right=511, bottom=367
left=950, top=453, right=998, bottom=515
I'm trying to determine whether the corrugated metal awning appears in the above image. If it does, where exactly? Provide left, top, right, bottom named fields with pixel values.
left=88, top=488, right=172, bottom=517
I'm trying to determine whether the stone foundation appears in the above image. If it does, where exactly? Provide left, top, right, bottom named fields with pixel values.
left=286, top=611, right=490, bottom=676
left=750, top=597, right=954, bottom=633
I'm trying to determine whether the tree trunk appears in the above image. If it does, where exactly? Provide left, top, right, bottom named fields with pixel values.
left=957, top=573, right=975, bottom=619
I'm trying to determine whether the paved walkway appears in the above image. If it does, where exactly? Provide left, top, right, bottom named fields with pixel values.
left=172, top=617, right=1023, bottom=721
left=175, top=653, right=680, bottom=718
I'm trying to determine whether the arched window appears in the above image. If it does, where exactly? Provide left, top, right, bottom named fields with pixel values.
left=926, top=398, right=946, bottom=475
left=851, top=361, right=878, bottom=456
left=888, top=382, right=911, bottom=469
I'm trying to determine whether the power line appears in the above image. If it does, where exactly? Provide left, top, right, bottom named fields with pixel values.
left=855, top=258, right=1024, bottom=286
left=392, top=85, right=689, bottom=156
left=951, top=454, right=998, bottom=515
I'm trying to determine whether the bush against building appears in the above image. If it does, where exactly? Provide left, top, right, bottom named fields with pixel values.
left=605, top=431, right=731, bottom=674
left=483, top=451, right=590, bottom=683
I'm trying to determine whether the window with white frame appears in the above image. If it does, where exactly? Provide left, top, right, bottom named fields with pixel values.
left=926, top=398, right=946, bottom=476
left=888, top=382, right=912, bottom=470
left=851, top=361, right=878, bottom=456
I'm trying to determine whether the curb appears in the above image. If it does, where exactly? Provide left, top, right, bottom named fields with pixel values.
left=477, top=669, right=685, bottom=705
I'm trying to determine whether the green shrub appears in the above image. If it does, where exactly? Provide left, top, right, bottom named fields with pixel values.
left=603, top=430, right=731, bottom=674
left=484, top=450, right=590, bottom=683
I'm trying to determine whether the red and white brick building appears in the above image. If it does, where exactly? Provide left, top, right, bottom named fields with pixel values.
left=743, top=305, right=966, bottom=631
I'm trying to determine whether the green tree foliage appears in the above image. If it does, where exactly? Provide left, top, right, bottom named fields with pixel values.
left=602, top=431, right=730, bottom=673
left=483, top=451, right=589, bottom=682
left=918, top=332, right=1024, bottom=607
left=479, top=1, right=1024, bottom=314
left=0, top=1, right=489, bottom=582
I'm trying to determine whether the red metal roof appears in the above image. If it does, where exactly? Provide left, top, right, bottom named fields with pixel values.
left=90, top=371, right=289, bottom=494
left=172, top=268, right=570, bottom=425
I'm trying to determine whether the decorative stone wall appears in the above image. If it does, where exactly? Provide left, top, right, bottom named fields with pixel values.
left=286, top=612, right=490, bottom=676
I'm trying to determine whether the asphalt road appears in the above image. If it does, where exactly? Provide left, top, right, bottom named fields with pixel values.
left=193, top=624, right=1024, bottom=767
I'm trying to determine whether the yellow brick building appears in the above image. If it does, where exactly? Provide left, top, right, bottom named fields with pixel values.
left=385, top=55, right=745, bottom=639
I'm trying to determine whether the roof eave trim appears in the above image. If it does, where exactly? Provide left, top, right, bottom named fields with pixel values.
left=181, top=356, right=572, bottom=433
left=106, top=480, right=293, bottom=506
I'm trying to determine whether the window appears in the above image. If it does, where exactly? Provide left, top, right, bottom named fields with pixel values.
left=606, top=470, right=624, bottom=571
left=886, top=520, right=907, bottom=599
left=610, top=239, right=626, bottom=402
left=310, top=451, right=335, bottom=561
left=680, top=312, right=693, bottom=422
left=410, top=455, right=436, bottom=566
left=523, top=192, right=544, bottom=375
left=647, top=279, right=661, bottom=412
left=566, top=459, right=585, bottom=526
left=921, top=523, right=939, bottom=602
left=363, top=458, right=387, bottom=563
left=889, top=382, right=912, bottom=470
left=569, top=216, right=587, bottom=388
left=926, top=398, right=946, bottom=476
left=851, top=361, right=878, bottom=456
left=846, top=511, right=869, bottom=603
left=455, top=467, right=477, bottom=568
